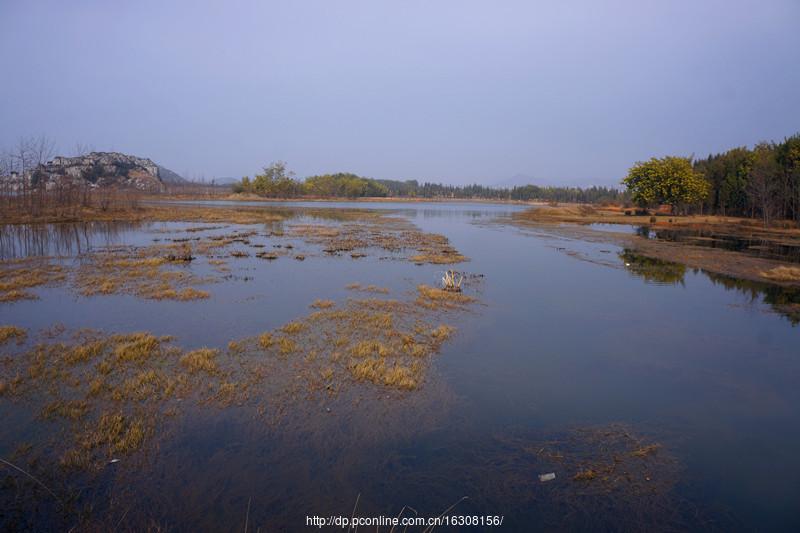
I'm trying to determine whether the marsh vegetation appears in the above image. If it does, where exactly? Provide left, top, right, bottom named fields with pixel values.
left=1, top=200, right=799, bottom=530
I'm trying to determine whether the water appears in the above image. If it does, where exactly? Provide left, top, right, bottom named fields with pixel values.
left=2, top=201, right=799, bottom=531
left=587, top=222, right=800, bottom=264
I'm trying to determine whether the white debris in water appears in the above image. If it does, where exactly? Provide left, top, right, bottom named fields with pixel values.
left=538, top=472, right=556, bottom=482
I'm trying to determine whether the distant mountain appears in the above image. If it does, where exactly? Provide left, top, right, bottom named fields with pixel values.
left=210, top=177, right=239, bottom=185
left=157, top=165, right=188, bottom=184
left=493, top=173, right=571, bottom=188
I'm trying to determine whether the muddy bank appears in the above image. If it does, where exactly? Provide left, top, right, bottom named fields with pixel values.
left=512, top=206, right=800, bottom=288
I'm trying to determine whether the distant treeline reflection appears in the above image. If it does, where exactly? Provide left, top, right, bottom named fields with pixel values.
left=620, top=250, right=800, bottom=325
left=0, top=221, right=143, bottom=259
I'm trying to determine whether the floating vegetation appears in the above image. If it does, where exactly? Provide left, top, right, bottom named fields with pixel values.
left=75, top=244, right=212, bottom=301
left=416, top=284, right=475, bottom=309
left=0, top=259, right=65, bottom=303
left=347, top=282, right=390, bottom=294
left=289, top=214, right=467, bottom=265
left=372, top=424, right=688, bottom=531
left=180, top=348, right=220, bottom=374
left=281, top=321, right=306, bottom=335
left=0, top=325, right=26, bottom=345
left=164, top=243, right=194, bottom=262
left=310, top=299, right=335, bottom=309
left=0, top=280, right=476, bottom=484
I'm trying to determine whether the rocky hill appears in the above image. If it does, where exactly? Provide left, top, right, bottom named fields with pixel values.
left=25, top=152, right=186, bottom=191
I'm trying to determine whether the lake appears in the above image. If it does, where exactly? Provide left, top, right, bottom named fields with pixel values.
left=2, top=201, right=799, bottom=531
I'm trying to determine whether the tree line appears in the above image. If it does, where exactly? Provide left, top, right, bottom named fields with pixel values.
left=624, top=133, right=800, bottom=224
left=233, top=162, right=626, bottom=203
left=694, top=135, right=800, bottom=224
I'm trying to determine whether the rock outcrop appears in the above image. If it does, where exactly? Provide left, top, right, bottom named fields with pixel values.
left=24, top=152, right=186, bottom=191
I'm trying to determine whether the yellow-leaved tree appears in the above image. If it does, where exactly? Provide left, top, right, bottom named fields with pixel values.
left=622, top=156, right=710, bottom=215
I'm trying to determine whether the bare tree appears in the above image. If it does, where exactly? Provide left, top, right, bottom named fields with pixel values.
left=30, top=134, right=56, bottom=166
left=73, top=142, right=95, bottom=156
left=747, top=142, right=781, bottom=227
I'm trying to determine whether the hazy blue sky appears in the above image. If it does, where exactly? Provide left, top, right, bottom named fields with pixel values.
left=1, top=0, right=798, bottom=186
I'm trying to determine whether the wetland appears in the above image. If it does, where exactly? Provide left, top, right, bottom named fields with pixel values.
left=2, top=201, right=800, bottom=531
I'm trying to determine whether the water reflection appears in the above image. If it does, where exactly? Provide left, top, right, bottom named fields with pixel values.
left=0, top=221, right=147, bottom=259
left=619, top=250, right=687, bottom=285
left=635, top=226, right=800, bottom=264
left=621, top=249, right=800, bottom=325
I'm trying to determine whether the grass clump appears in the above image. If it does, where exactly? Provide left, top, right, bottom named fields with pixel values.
left=416, top=285, right=474, bottom=309
left=310, top=299, right=335, bottom=309
left=83, top=412, right=148, bottom=455
left=349, top=357, right=419, bottom=390
left=180, top=347, right=220, bottom=374
left=0, top=260, right=65, bottom=303
left=76, top=245, right=211, bottom=301
left=278, top=337, right=298, bottom=355
left=0, top=325, right=27, bottom=345
left=761, top=266, right=800, bottom=282
left=113, top=333, right=162, bottom=363
left=65, top=340, right=106, bottom=364
left=631, top=444, right=661, bottom=458
left=142, top=286, right=210, bottom=301
left=281, top=321, right=306, bottom=335
left=350, top=340, right=391, bottom=358
left=40, top=399, right=89, bottom=420
left=258, top=333, right=274, bottom=349
left=346, top=283, right=390, bottom=294
left=573, top=468, right=599, bottom=481
left=0, top=289, right=38, bottom=302
left=431, top=324, right=455, bottom=341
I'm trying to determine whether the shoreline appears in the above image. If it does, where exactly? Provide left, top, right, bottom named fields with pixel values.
left=510, top=205, right=800, bottom=289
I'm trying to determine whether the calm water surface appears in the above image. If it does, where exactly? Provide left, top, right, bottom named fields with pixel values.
left=2, top=201, right=799, bottom=531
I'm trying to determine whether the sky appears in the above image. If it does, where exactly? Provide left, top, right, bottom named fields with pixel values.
left=1, top=0, right=799, bottom=187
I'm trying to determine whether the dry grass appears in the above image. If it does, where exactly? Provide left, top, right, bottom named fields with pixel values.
left=180, top=348, right=220, bottom=374
left=430, top=324, right=455, bottom=342
left=631, top=444, right=661, bottom=458
left=1, top=259, right=479, bottom=479
left=278, top=337, right=298, bottom=355
left=0, top=203, right=286, bottom=225
left=281, top=321, right=306, bottom=335
left=347, top=283, right=390, bottom=294
left=258, top=333, right=274, bottom=349
left=0, top=325, right=27, bottom=345
left=350, top=340, right=392, bottom=358
left=349, top=357, right=420, bottom=389
left=416, top=285, right=475, bottom=309
left=761, top=266, right=800, bottom=282
left=289, top=215, right=468, bottom=265
left=65, top=340, right=107, bottom=364
left=573, top=468, right=600, bottom=481
left=75, top=245, right=212, bottom=301
left=441, top=270, right=464, bottom=292
left=112, top=332, right=164, bottom=363
left=40, top=399, right=89, bottom=420
left=0, top=260, right=65, bottom=303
